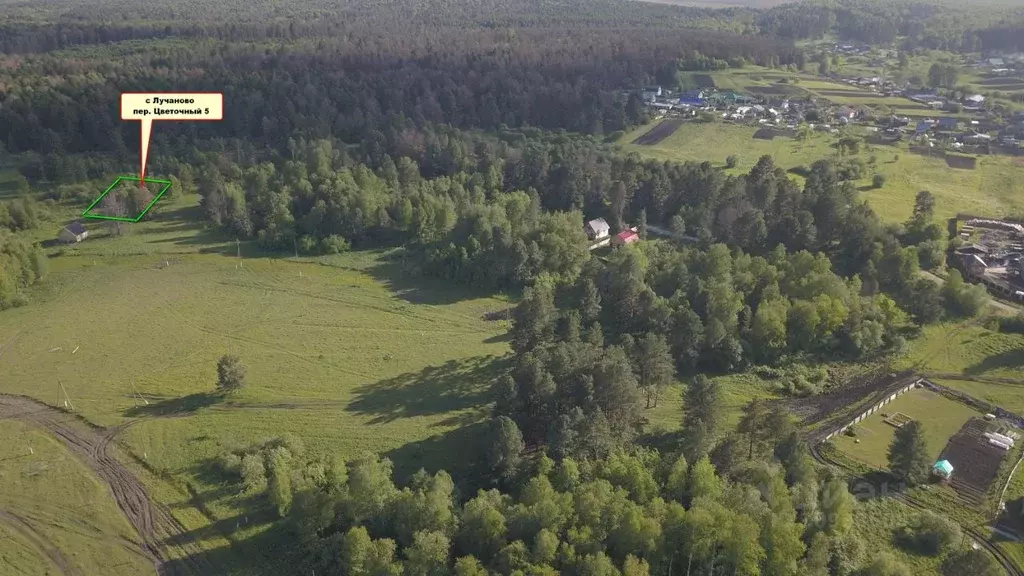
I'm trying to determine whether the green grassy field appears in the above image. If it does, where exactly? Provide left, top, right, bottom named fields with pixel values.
left=0, top=192, right=515, bottom=572
left=853, top=498, right=946, bottom=574
left=898, top=323, right=1024, bottom=413
left=6, top=177, right=1024, bottom=572
left=832, top=387, right=982, bottom=469
left=624, top=119, right=1024, bottom=222
left=0, top=419, right=157, bottom=575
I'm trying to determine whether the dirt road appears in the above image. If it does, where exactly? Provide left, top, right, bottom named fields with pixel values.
left=0, top=509, right=83, bottom=576
left=0, top=394, right=215, bottom=576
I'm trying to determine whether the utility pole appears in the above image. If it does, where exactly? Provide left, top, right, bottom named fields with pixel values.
left=58, top=380, right=74, bottom=411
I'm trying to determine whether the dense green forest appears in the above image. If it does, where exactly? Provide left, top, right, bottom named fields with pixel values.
left=0, top=0, right=1008, bottom=574
left=757, top=0, right=1024, bottom=50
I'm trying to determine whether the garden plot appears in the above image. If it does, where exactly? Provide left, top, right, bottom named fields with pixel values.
left=832, top=387, right=984, bottom=469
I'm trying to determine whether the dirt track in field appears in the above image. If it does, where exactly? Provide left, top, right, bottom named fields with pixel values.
left=0, top=508, right=82, bottom=576
left=0, top=394, right=215, bottom=576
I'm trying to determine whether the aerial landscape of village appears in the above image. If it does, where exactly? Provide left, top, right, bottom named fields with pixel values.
left=1, top=0, right=1024, bottom=575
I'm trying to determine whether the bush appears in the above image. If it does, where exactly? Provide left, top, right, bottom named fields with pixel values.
left=321, top=234, right=351, bottom=254
left=873, top=174, right=887, bottom=188
left=298, top=235, right=319, bottom=254
left=896, top=511, right=961, bottom=556
left=998, top=315, right=1024, bottom=334
left=725, top=155, right=739, bottom=169
left=216, top=355, right=247, bottom=393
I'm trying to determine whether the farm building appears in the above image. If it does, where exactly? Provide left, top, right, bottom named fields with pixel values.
left=933, top=460, right=954, bottom=480
left=956, top=243, right=989, bottom=256
left=642, top=86, right=662, bottom=102
left=964, top=254, right=988, bottom=277
left=836, top=106, right=857, bottom=121
left=612, top=230, right=639, bottom=246
left=58, top=222, right=89, bottom=244
left=585, top=218, right=611, bottom=241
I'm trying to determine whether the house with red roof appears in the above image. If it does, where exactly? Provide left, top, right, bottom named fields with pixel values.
left=612, top=230, right=639, bottom=246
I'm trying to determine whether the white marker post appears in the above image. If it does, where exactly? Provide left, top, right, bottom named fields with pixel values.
left=120, top=93, right=224, bottom=185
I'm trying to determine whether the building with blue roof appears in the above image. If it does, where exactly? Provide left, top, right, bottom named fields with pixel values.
left=933, top=459, right=954, bottom=480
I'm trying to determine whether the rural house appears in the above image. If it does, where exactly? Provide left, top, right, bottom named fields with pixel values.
left=58, top=222, right=88, bottom=244
left=612, top=230, right=639, bottom=246
left=642, top=86, right=662, bottom=102
left=585, top=218, right=611, bottom=241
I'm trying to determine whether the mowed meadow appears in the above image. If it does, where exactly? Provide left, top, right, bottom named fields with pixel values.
left=0, top=193, right=512, bottom=570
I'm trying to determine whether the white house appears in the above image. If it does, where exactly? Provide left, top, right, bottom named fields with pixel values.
left=965, top=94, right=986, bottom=106
left=58, top=222, right=88, bottom=244
left=585, top=218, right=611, bottom=241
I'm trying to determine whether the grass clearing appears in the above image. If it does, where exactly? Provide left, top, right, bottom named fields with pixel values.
left=898, top=322, right=1024, bottom=413
left=832, top=387, right=983, bottom=469
left=0, top=419, right=156, bottom=575
left=624, top=119, right=1024, bottom=222
left=643, top=372, right=779, bottom=436
left=853, top=498, right=945, bottom=574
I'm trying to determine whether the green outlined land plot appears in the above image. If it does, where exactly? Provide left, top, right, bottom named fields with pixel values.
left=82, top=176, right=172, bottom=222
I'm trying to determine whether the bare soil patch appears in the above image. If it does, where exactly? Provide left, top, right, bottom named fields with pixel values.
left=753, top=128, right=795, bottom=140
left=937, top=417, right=1008, bottom=504
left=816, top=89, right=879, bottom=98
left=909, top=148, right=978, bottom=170
left=779, top=370, right=918, bottom=434
left=976, top=76, right=1024, bottom=87
left=946, top=155, right=978, bottom=170
left=864, top=135, right=900, bottom=147
left=632, top=119, right=683, bottom=146
left=747, top=85, right=801, bottom=96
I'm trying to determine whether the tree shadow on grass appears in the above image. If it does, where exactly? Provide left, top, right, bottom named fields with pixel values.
left=123, top=391, right=224, bottom=417
left=847, top=470, right=912, bottom=502
left=159, top=511, right=300, bottom=576
left=346, top=355, right=510, bottom=425
left=384, top=420, right=492, bottom=490
left=964, top=348, right=1024, bottom=376
left=364, top=249, right=510, bottom=306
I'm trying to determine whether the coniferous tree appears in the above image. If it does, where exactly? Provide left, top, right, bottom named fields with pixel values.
left=887, top=420, right=930, bottom=486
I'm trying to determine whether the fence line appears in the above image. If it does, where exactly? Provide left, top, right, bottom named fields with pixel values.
left=823, top=380, right=921, bottom=442
left=822, top=378, right=1024, bottom=443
